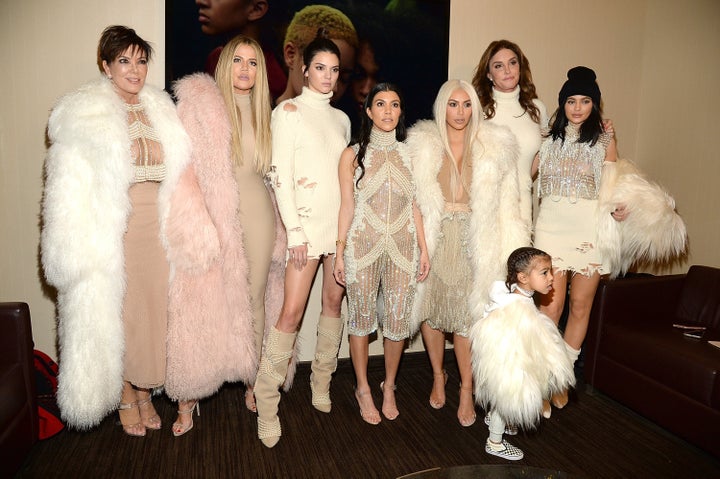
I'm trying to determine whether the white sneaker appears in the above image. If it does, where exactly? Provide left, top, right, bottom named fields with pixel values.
left=485, top=438, right=524, bottom=461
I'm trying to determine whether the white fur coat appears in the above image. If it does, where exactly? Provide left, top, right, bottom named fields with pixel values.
left=596, top=159, right=688, bottom=277
left=470, top=281, right=576, bottom=429
left=41, top=77, right=190, bottom=428
left=406, top=120, right=530, bottom=332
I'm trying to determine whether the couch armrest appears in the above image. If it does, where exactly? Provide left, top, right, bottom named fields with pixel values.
left=0, top=302, right=39, bottom=477
left=584, top=274, right=685, bottom=386
left=591, top=274, right=685, bottom=328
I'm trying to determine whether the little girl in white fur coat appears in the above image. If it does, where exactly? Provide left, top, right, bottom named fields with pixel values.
left=470, top=247, right=576, bottom=461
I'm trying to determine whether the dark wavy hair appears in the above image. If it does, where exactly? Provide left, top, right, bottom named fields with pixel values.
left=353, top=82, right=406, bottom=187
left=505, top=247, right=551, bottom=290
left=472, top=39, right=540, bottom=123
left=97, top=25, right=153, bottom=73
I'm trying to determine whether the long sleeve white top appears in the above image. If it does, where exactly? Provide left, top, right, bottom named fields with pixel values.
left=487, top=86, right=548, bottom=225
left=270, top=87, right=350, bottom=257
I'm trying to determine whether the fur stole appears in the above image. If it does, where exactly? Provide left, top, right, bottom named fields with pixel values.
left=470, top=282, right=575, bottom=429
left=41, top=77, right=190, bottom=428
left=596, top=159, right=688, bottom=278
left=169, top=73, right=289, bottom=399
left=406, top=120, right=530, bottom=333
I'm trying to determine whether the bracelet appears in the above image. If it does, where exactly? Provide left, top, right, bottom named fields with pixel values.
left=336, top=239, right=346, bottom=247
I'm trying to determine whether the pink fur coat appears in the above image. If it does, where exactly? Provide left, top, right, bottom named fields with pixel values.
left=165, top=73, right=287, bottom=400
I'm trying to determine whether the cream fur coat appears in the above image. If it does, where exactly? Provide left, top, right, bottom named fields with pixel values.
left=470, top=281, right=576, bottom=429
left=170, top=74, right=289, bottom=399
left=596, top=159, right=687, bottom=277
left=406, top=120, right=530, bottom=332
left=41, top=77, right=190, bottom=429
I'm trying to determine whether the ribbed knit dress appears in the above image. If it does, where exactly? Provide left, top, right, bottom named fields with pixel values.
left=270, top=86, right=350, bottom=258
left=486, top=86, right=547, bottom=225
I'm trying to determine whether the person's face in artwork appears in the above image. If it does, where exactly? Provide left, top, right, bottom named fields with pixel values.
left=445, top=88, right=472, bottom=132
left=303, top=51, right=340, bottom=95
left=351, top=41, right=379, bottom=112
left=286, top=39, right=356, bottom=102
left=232, top=43, right=258, bottom=94
left=102, top=46, right=148, bottom=104
left=195, top=0, right=268, bottom=36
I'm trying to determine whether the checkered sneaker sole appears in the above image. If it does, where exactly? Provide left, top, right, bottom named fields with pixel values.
left=483, top=413, right=518, bottom=436
left=485, top=439, right=524, bottom=461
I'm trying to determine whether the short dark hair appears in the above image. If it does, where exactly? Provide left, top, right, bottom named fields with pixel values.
left=97, top=25, right=153, bottom=73
left=505, top=247, right=551, bottom=290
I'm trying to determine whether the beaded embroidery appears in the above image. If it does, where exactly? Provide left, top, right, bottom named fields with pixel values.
left=126, top=102, right=165, bottom=182
left=537, top=125, right=610, bottom=202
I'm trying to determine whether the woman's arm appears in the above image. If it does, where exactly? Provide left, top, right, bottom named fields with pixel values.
left=413, top=202, right=430, bottom=282
left=531, top=152, right=540, bottom=180
left=333, top=146, right=356, bottom=286
left=270, top=103, right=308, bottom=249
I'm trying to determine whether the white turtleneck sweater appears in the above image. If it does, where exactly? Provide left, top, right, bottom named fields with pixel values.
left=486, top=86, right=548, bottom=225
left=271, top=86, right=350, bottom=257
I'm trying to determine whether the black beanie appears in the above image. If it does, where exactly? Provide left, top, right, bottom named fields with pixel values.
left=558, top=66, right=601, bottom=107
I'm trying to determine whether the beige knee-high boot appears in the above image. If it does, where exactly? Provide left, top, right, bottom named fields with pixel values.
left=311, top=315, right=344, bottom=413
left=255, top=326, right=296, bottom=448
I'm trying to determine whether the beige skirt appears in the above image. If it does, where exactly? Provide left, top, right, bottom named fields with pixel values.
left=420, top=212, right=473, bottom=336
left=534, top=197, right=605, bottom=276
left=122, top=182, right=168, bottom=388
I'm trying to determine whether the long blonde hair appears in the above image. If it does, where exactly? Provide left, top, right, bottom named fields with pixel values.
left=215, top=35, right=272, bottom=175
left=432, top=80, right=482, bottom=199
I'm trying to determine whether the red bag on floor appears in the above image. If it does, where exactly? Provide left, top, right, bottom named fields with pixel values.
left=33, top=350, right=64, bottom=439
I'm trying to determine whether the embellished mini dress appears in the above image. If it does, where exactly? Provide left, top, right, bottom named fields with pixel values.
left=122, top=102, right=169, bottom=388
left=344, top=128, right=419, bottom=341
left=534, top=125, right=612, bottom=276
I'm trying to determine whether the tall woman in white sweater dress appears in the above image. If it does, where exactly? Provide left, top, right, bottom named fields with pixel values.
left=254, top=30, right=350, bottom=448
left=473, top=40, right=548, bottom=226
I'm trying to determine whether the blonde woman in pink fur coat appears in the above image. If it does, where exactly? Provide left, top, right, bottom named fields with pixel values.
left=166, top=35, right=286, bottom=436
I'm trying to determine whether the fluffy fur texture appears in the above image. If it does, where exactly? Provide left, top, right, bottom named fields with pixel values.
left=407, top=120, right=530, bottom=332
left=41, top=77, right=191, bottom=429
left=596, top=159, right=688, bottom=278
left=169, top=74, right=288, bottom=400
left=470, top=283, right=576, bottom=429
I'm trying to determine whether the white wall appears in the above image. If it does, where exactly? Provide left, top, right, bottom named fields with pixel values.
left=2, top=0, right=719, bottom=362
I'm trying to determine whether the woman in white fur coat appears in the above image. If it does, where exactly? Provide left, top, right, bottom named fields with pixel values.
left=41, top=26, right=190, bottom=434
left=167, top=35, right=287, bottom=436
left=406, top=80, right=530, bottom=427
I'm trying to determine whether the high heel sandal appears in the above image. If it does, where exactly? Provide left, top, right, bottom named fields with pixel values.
left=458, top=384, right=477, bottom=427
left=355, top=388, right=381, bottom=425
left=173, top=401, right=200, bottom=437
left=380, top=381, right=399, bottom=421
left=118, top=401, right=146, bottom=437
left=429, top=369, right=448, bottom=409
left=137, top=396, right=162, bottom=430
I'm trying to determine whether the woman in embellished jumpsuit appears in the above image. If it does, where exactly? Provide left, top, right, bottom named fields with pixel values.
left=334, top=83, right=430, bottom=425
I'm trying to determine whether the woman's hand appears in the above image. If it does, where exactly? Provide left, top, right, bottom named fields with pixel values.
left=603, top=119, right=615, bottom=138
left=611, top=204, right=629, bottom=222
left=417, top=250, right=430, bottom=282
left=333, top=255, right=346, bottom=286
left=288, top=244, right=308, bottom=271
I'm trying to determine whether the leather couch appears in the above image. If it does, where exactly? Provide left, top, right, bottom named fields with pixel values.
left=0, top=302, right=39, bottom=477
left=584, top=265, right=720, bottom=457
